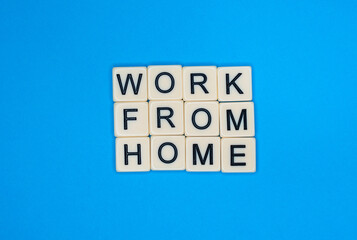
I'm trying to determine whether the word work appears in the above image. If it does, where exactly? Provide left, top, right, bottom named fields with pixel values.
left=113, top=65, right=256, bottom=172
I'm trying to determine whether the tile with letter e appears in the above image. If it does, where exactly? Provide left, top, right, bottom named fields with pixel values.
left=114, top=102, right=149, bottom=137
left=221, top=137, right=256, bottom=173
left=113, top=67, right=147, bottom=102
left=149, top=100, right=184, bottom=135
left=151, top=136, right=185, bottom=170
left=220, top=102, right=255, bottom=137
left=218, top=66, right=252, bottom=101
left=116, top=137, right=150, bottom=172
left=183, top=66, right=217, bottom=101
left=186, top=137, right=220, bottom=172
left=148, top=65, right=182, bottom=100
left=185, top=101, right=219, bottom=136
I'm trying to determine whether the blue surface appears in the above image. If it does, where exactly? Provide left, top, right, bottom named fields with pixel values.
left=1, top=0, right=356, bottom=239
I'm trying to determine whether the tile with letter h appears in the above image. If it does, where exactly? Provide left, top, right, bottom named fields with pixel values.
left=113, top=65, right=256, bottom=173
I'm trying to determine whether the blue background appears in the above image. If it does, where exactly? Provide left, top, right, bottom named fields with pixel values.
left=1, top=0, right=356, bottom=239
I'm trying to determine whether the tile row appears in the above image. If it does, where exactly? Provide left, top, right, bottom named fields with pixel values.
left=114, top=101, right=255, bottom=137
left=113, top=66, right=252, bottom=102
left=116, top=136, right=256, bottom=172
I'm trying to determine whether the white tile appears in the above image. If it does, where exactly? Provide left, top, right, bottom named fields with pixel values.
left=220, top=102, right=255, bottom=137
left=151, top=136, right=185, bottom=170
left=183, top=66, right=217, bottom=101
left=114, top=102, right=149, bottom=137
left=185, top=101, right=219, bottom=136
left=113, top=67, right=147, bottom=102
left=186, top=137, right=220, bottom=172
left=218, top=66, right=252, bottom=101
left=116, top=137, right=150, bottom=172
left=149, top=100, right=184, bottom=135
left=148, top=65, right=182, bottom=100
left=221, top=137, right=256, bottom=173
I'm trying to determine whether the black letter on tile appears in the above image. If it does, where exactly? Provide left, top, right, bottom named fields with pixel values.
left=123, top=108, right=138, bottom=130
left=193, top=144, right=213, bottom=165
left=157, top=107, right=175, bottom=128
left=192, top=108, right=211, bottom=130
left=226, top=73, right=243, bottom=94
left=227, top=109, right=247, bottom=131
left=155, top=72, right=175, bottom=93
left=230, top=145, right=246, bottom=166
left=117, top=74, right=142, bottom=95
left=190, top=73, right=209, bottom=94
left=158, top=142, right=178, bottom=163
left=124, top=144, right=141, bottom=165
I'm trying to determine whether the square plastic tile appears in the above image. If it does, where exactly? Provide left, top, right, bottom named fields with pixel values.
left=221, top=137, right=256, bottom=173
left=114, top=102, right=149, bottom=137
left=220, top=102, right=255, bottom=137
left=185, top=101, right=219, bottom=136
left=183, top=66, right=217, bottom=101
left=186, top=137, right=220, bottom=172
left=116, top=137, right=150, bottom=172
left=113, top=67, right=147, bottom=102
left=218, top=66, right=252, bottom=101
left=149, top=100, right=184, bottom=135
left=151, top=136, right=185, bottom=170
left=148, top=65, right=182, bottom=100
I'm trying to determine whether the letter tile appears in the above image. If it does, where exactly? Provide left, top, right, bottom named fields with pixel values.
left=151, top=136, right=185, bottom=170
left=220, top=102, right=255, bottom=137
left=186, top=137, right=220, bottom=172
left=185, top=101, right=219, bottom=136
left=113, top=67, right=147, bottom=102
left=148, top=65, right=182, bottom=100
left=183, top=66, right=217, bottom=101
left=116, top=137, right=150, bottom=172
left=149, top=100, right=184, bottom=135
left=114, top=102, right=149, bottom=137
left=221, top=137, right=256, bottom=173
left=218, top=66, right=252, bottom=101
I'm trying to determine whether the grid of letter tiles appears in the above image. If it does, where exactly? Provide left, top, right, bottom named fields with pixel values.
left=113, top=65, right=256, bottom=172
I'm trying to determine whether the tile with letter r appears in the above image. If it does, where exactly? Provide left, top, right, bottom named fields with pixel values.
left=112, top=67, right=147, bottom=102
left=116, top=137, right=150, bottom=172
left=149, top=100, right=184, bottom=135
left=183, top=66, right=217, bottom=101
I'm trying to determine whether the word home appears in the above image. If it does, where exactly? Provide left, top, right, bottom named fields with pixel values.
left=113, top=65, right=256, bottom=173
